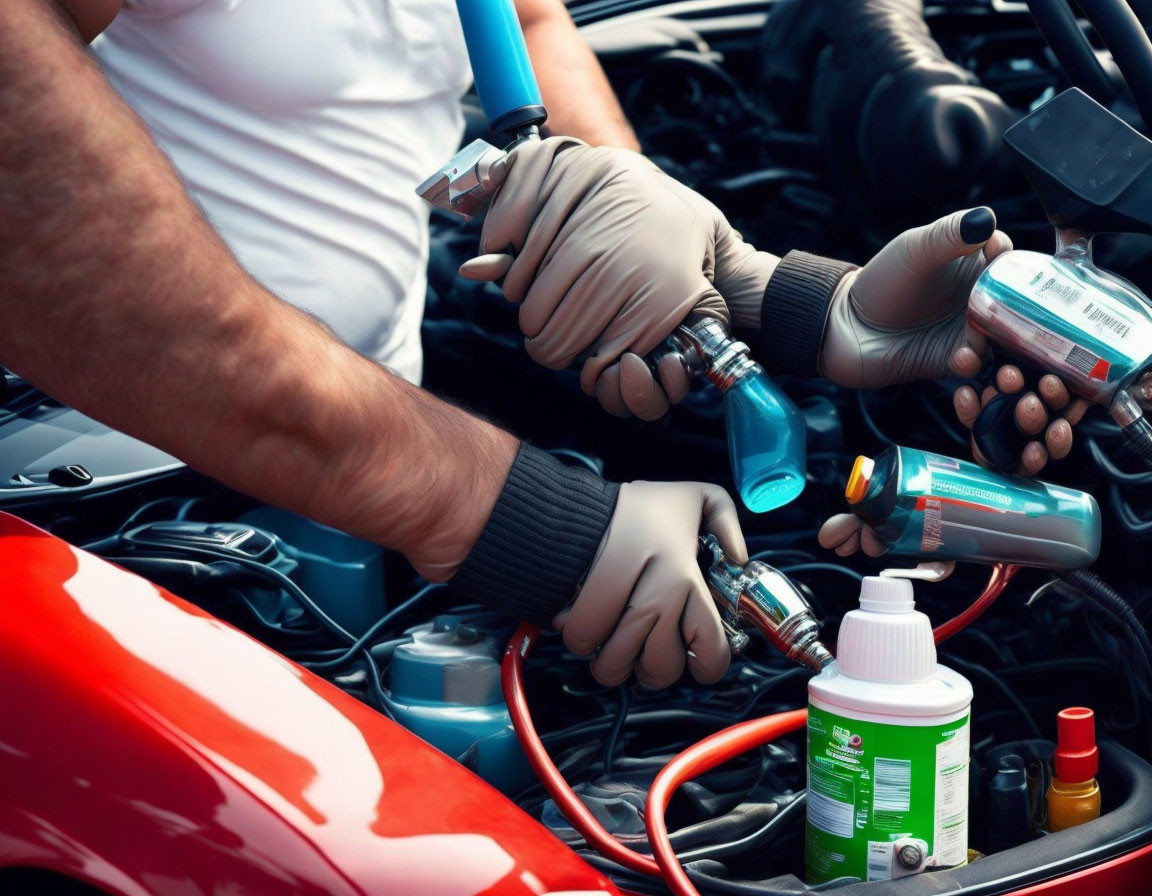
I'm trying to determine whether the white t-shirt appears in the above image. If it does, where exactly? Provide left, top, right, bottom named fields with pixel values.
left=93, top=0, right=473, bottom=383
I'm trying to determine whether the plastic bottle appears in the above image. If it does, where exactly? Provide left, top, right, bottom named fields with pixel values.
left=806, top=577, right=972, bottom=883
left=844, top=445, right=1100, bottom=569
left=723, top=367, right=807, bottom=512
left=969, top=245, right=1152, bottom=463
left=1047, top=707, right=1101, bottom=832
left=663, top=318, right=806, bottom=512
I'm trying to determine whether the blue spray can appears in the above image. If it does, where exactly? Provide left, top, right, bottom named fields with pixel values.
left=845, top=446, right=1100, bottom=569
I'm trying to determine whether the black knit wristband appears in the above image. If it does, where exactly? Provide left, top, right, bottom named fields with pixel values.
left=448, top=443, right=620, bottom=625
left=758, top=251, right=857, bottom=377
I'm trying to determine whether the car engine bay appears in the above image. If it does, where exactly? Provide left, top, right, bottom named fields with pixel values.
left=3, top=1, right=1152, bottom=892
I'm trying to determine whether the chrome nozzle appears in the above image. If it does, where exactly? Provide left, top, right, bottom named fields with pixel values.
left=664, top=318, right=758, bottom=392
left=701, top=535, right=833, bottom=672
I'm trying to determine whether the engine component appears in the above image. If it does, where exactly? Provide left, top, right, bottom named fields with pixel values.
left=761, top=0, right=1017, bottom=213
left=385, top=615, right=530, bottom=794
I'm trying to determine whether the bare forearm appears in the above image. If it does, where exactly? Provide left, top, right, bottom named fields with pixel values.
left=516, top=0, right=640, bottom=150
left=0, top=0, right=516, bottom=577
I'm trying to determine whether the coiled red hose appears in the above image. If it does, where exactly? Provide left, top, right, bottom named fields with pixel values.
left=503, top=564, right=1011, bottom=896
left=645, top=709, right=808, bottom=896
left=502, top=623, right=662, bottom=877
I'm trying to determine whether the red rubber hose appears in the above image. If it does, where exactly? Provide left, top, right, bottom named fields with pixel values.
left=645, top=709, right=809, bottom=896
left=502, top=623, right=663, bottom=877
left=932, top=563, right=1019, bottom=644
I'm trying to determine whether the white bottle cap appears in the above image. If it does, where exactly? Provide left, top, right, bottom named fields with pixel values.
left=859, top=576, right=916, bottom=613
left=837, top=577, right=936, bottom=683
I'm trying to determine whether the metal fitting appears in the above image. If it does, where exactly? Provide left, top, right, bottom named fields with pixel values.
left=416, top=129, right=542, bottom=221
left=664, top=318, right=758, bottom=392
left=701, top=535, right=833, bottom=672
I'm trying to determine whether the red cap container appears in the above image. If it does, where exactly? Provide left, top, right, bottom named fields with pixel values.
left=1054, top=707, right=1098, bottom=783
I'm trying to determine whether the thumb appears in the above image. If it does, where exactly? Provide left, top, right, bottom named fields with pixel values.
left=907, top=207, right=997, bottom=267
left=700, top=484, right=747, bottom=564
left=459, top=252, right=514, bottom=283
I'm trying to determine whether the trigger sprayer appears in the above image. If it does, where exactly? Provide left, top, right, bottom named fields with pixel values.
left=417, top=1, right=807, bottom=513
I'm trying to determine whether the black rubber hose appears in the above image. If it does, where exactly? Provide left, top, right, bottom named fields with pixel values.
left=1026, top=0, right=1116, bottom=105
left=1057, top=567, right=1152, bottom=683
left=1076, top=0, right=1152, bottom=131
left=1121, top=414, right=1152, bottom=467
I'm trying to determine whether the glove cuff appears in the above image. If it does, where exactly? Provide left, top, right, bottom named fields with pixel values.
left=449, top=443, right=620, bottom=625
left=757, top=251, right=857, bottom=376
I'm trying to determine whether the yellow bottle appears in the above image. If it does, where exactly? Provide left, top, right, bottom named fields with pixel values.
left=1046, top=707, right=1101, bottom=833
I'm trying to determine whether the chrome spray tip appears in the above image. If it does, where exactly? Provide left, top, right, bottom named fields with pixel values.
left=700, top=535, right=832, bottom=671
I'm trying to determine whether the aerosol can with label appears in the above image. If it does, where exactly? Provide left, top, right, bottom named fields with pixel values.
left=844, top=445, right=1100, bottom=569
left=806, top=577, right=972, bottom=884
left=969, top=241, right=1152, bottom=464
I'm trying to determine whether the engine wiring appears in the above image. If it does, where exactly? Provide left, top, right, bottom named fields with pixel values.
left=31, top=6, right=1152, bottom=892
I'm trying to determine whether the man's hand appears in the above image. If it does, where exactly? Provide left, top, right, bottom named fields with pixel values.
left=554, top=481, right=745, bottom=688
left=817, top=513, right=887, bottom=560
left=819, top=208, right=1011, bottom=387
left=818, top=208, right=1085, bottom=474
left=952, top=365, right=1090, bottom=476
left=460, top=137, right=775, bottom=420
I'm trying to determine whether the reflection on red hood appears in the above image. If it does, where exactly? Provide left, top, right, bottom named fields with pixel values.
left=0, top=511, right=616, bottom=896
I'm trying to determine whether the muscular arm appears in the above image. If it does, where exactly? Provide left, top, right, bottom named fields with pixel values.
left=515, top=0, right=640, bottom=150
left=0, top=0, right=517, bottom=580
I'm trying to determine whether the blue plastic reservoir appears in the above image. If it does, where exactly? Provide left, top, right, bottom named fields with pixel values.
left=724, top=369, right=807, bottom=512
left=238, top=506, right=385, bottom=637
left=455, top=0, right=545, bottom=137
left=384, top=615, right=530, bottom=794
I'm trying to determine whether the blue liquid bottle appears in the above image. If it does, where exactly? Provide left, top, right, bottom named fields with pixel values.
left=725, top=367, right=806, bottom=511
left=666, top=319, right=806, bottom=512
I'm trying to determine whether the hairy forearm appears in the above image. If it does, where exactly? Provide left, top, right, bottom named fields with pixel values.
left=0, top=0, right=516, bottom=577
left=516, top=0, right=640, bottom=150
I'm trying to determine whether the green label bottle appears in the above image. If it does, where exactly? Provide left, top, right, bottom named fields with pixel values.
left=807, top=576, right=973, bottom=883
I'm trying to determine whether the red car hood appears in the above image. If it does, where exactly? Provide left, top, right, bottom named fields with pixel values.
left=0, top=511, right=617, bottom=896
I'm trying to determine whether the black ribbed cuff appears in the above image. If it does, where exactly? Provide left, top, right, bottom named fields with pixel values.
left=758, top=251, right=857, bottom=377
left=449, top=443, right=620, bottom=625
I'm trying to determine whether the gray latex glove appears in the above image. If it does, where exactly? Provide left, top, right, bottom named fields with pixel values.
left=817, top=514, right=888, bottom=560
left=819, top=207, right=1012, bottom=388
left=819, top=207, right=1084, bottom=475
left=553, top=480, right=747, bottom=689
left=460, top=137, right=776, bottom=421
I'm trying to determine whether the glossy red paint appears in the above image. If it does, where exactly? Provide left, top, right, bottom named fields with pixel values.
left=0, top=512, right=617, bottom=896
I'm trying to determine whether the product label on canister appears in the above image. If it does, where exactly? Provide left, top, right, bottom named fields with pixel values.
left=805, top=705, right=970, bottom=883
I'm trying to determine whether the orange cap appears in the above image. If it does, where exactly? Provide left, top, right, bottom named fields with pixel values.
left=846, top=456, right=875, bottom=504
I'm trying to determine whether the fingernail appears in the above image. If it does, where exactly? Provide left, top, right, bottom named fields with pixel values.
left=960, top=207, right=996, bottom=245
